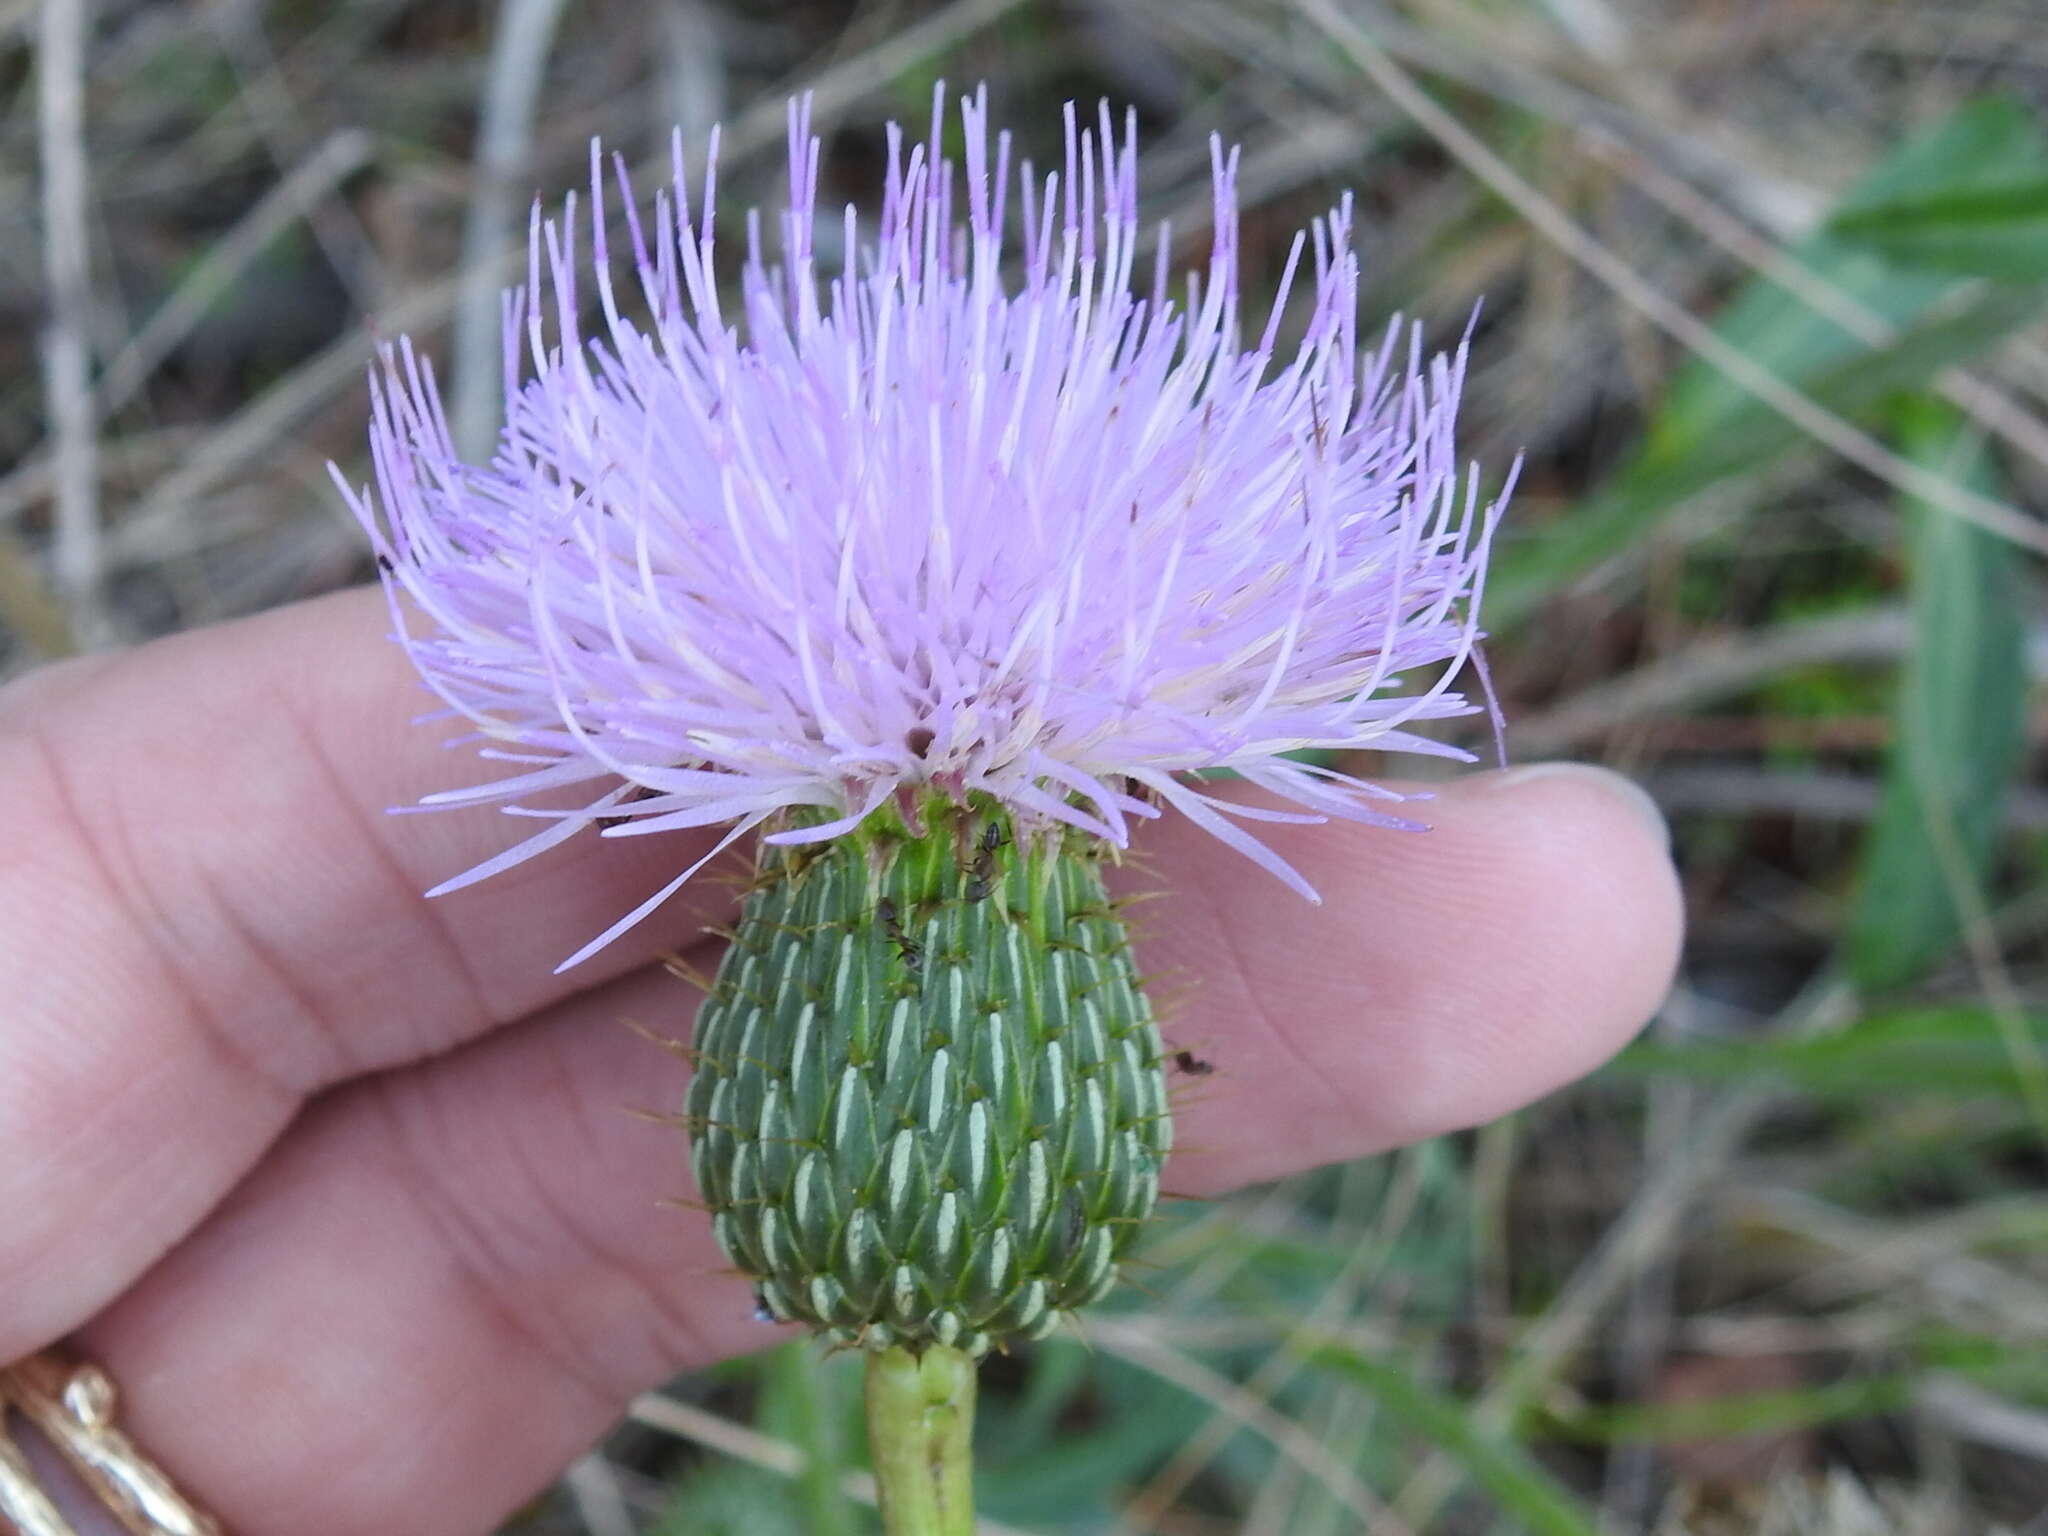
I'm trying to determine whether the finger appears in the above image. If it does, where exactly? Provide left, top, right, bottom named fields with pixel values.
left=1118, top=762, right=1683, bottom=1191
left=0, top=587, right=747, bottom=1358
left=71, top=763, right=1678, bottom=1536
left=0, top=586, right=746, bottom=1069
left=79, top=962, right=725, bottom=1536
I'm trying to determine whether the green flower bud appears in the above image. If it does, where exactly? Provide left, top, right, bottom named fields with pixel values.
left=687, top=796, right=1170, bottom=1356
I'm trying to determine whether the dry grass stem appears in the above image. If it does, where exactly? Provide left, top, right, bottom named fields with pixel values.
left=453, top=0, right=574, bottom=459
left=35, top=0, right=101, bottom=642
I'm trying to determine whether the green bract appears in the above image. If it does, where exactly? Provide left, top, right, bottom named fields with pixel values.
left=686, top=797, right=1170, bottom=1357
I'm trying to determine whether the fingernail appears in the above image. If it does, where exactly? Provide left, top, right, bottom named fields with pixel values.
left=1481, top=762, right=1669, bottom=847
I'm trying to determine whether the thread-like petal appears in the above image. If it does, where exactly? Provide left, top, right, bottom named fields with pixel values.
left=345, top=84, right=1509, bottom=962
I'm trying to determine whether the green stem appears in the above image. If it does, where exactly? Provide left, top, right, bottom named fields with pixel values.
left=864, top=1344, right=977, bottom=1536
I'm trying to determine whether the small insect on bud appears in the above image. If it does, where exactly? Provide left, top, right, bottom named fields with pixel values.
left=964, top=821, right=1006, bottom=902
left=752, top=1285, right=779, bottom=1324
left=1173, top=1049, right=1214, bottom=1077
left=876, top=896, right=923, bottom=972
left=597, top=783, right=661, bottom=832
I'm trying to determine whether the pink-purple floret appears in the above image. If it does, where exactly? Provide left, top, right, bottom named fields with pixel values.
left=336, top=87, right=1510, bottom=969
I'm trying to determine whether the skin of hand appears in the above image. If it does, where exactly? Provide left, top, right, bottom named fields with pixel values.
left=0, top=586, right=1683, bottom=1536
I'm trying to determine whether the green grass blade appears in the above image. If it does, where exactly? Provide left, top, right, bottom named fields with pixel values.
left=1827, top=96, right=2048, bottom=280
left=1536, top=1372, right=1917, bottom=1444
left=974, top=1351, right=1209, bottom=1524
left=1490, top=97, right=2048, bottom=622
left=1829, top=179, right=2048, bottom=279
left=1616, top=1007, right=2048, bottom=1099
left=760, top=1343, right=864, bottom=1536
left=1493, top=285, right=2044, bottom=619
left=1845, top=398, right=2031, bottom=992
left=1305, top=1347, right=1598, bottom=1536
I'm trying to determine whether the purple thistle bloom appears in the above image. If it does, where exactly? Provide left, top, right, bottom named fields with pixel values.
left=338, top=87, right=1508, bottom=970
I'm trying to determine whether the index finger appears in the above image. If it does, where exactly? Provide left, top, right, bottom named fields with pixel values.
left=0, top=586, right=743, bottom=1357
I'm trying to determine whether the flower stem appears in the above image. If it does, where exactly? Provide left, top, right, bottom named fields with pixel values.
left=863, top=1344, right=977, bottom=1536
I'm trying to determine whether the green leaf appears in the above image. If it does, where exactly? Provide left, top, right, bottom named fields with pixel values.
left=1915, top=1325, right=2048, bottom=1400
left=1490, top=97, right=2048, bottom=623
left=988, top=1335, right=1094, bottom=1456
left=975, top=1350, right=1209, bottom=1525
left=1845, top=399, right=2030, bottom=992
left=1305, top=1348, right=1598, bottom=1536
left=1829, top=181, right=2048, bottom=278
left=1536, top=1373, right=1917, bottom=1444
left=648, top=1458, right=812, bottom=1536
left=1615, top=1007, right=2048, bottom=1099
left=757, top=1343, right=865, bottom=1536
left=1494, top=285, right=2042, bottom=616
left=1827, top=97, right=2048, bottom=279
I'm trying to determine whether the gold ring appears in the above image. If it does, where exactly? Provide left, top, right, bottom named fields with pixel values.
left=0, top=1349, right=224, bottom=1536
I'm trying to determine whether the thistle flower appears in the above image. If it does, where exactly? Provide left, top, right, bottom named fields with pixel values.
left=340, top=85, right=1505, bottom=1535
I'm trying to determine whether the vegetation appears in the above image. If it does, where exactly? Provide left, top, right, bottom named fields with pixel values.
left=5, top=1, right=2043, bottom=1529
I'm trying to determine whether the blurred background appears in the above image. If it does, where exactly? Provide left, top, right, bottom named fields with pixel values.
left=6, top=0, right=2047, bottom=1530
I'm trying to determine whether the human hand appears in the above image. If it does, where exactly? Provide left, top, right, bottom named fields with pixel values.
left=0, top=586, right=1681, bottom=1536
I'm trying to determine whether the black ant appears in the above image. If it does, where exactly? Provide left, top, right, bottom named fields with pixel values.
left=596, top=782, right=660, bottom=831
left=1172, top=1049, right=1213, bottom=1077
left=877, top=897, right=923, bottom=972
left=964, top=822, right=1007, bottom=901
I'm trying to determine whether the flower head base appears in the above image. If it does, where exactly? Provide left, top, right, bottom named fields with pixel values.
left=340, top=88, right=1506, bottom=968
